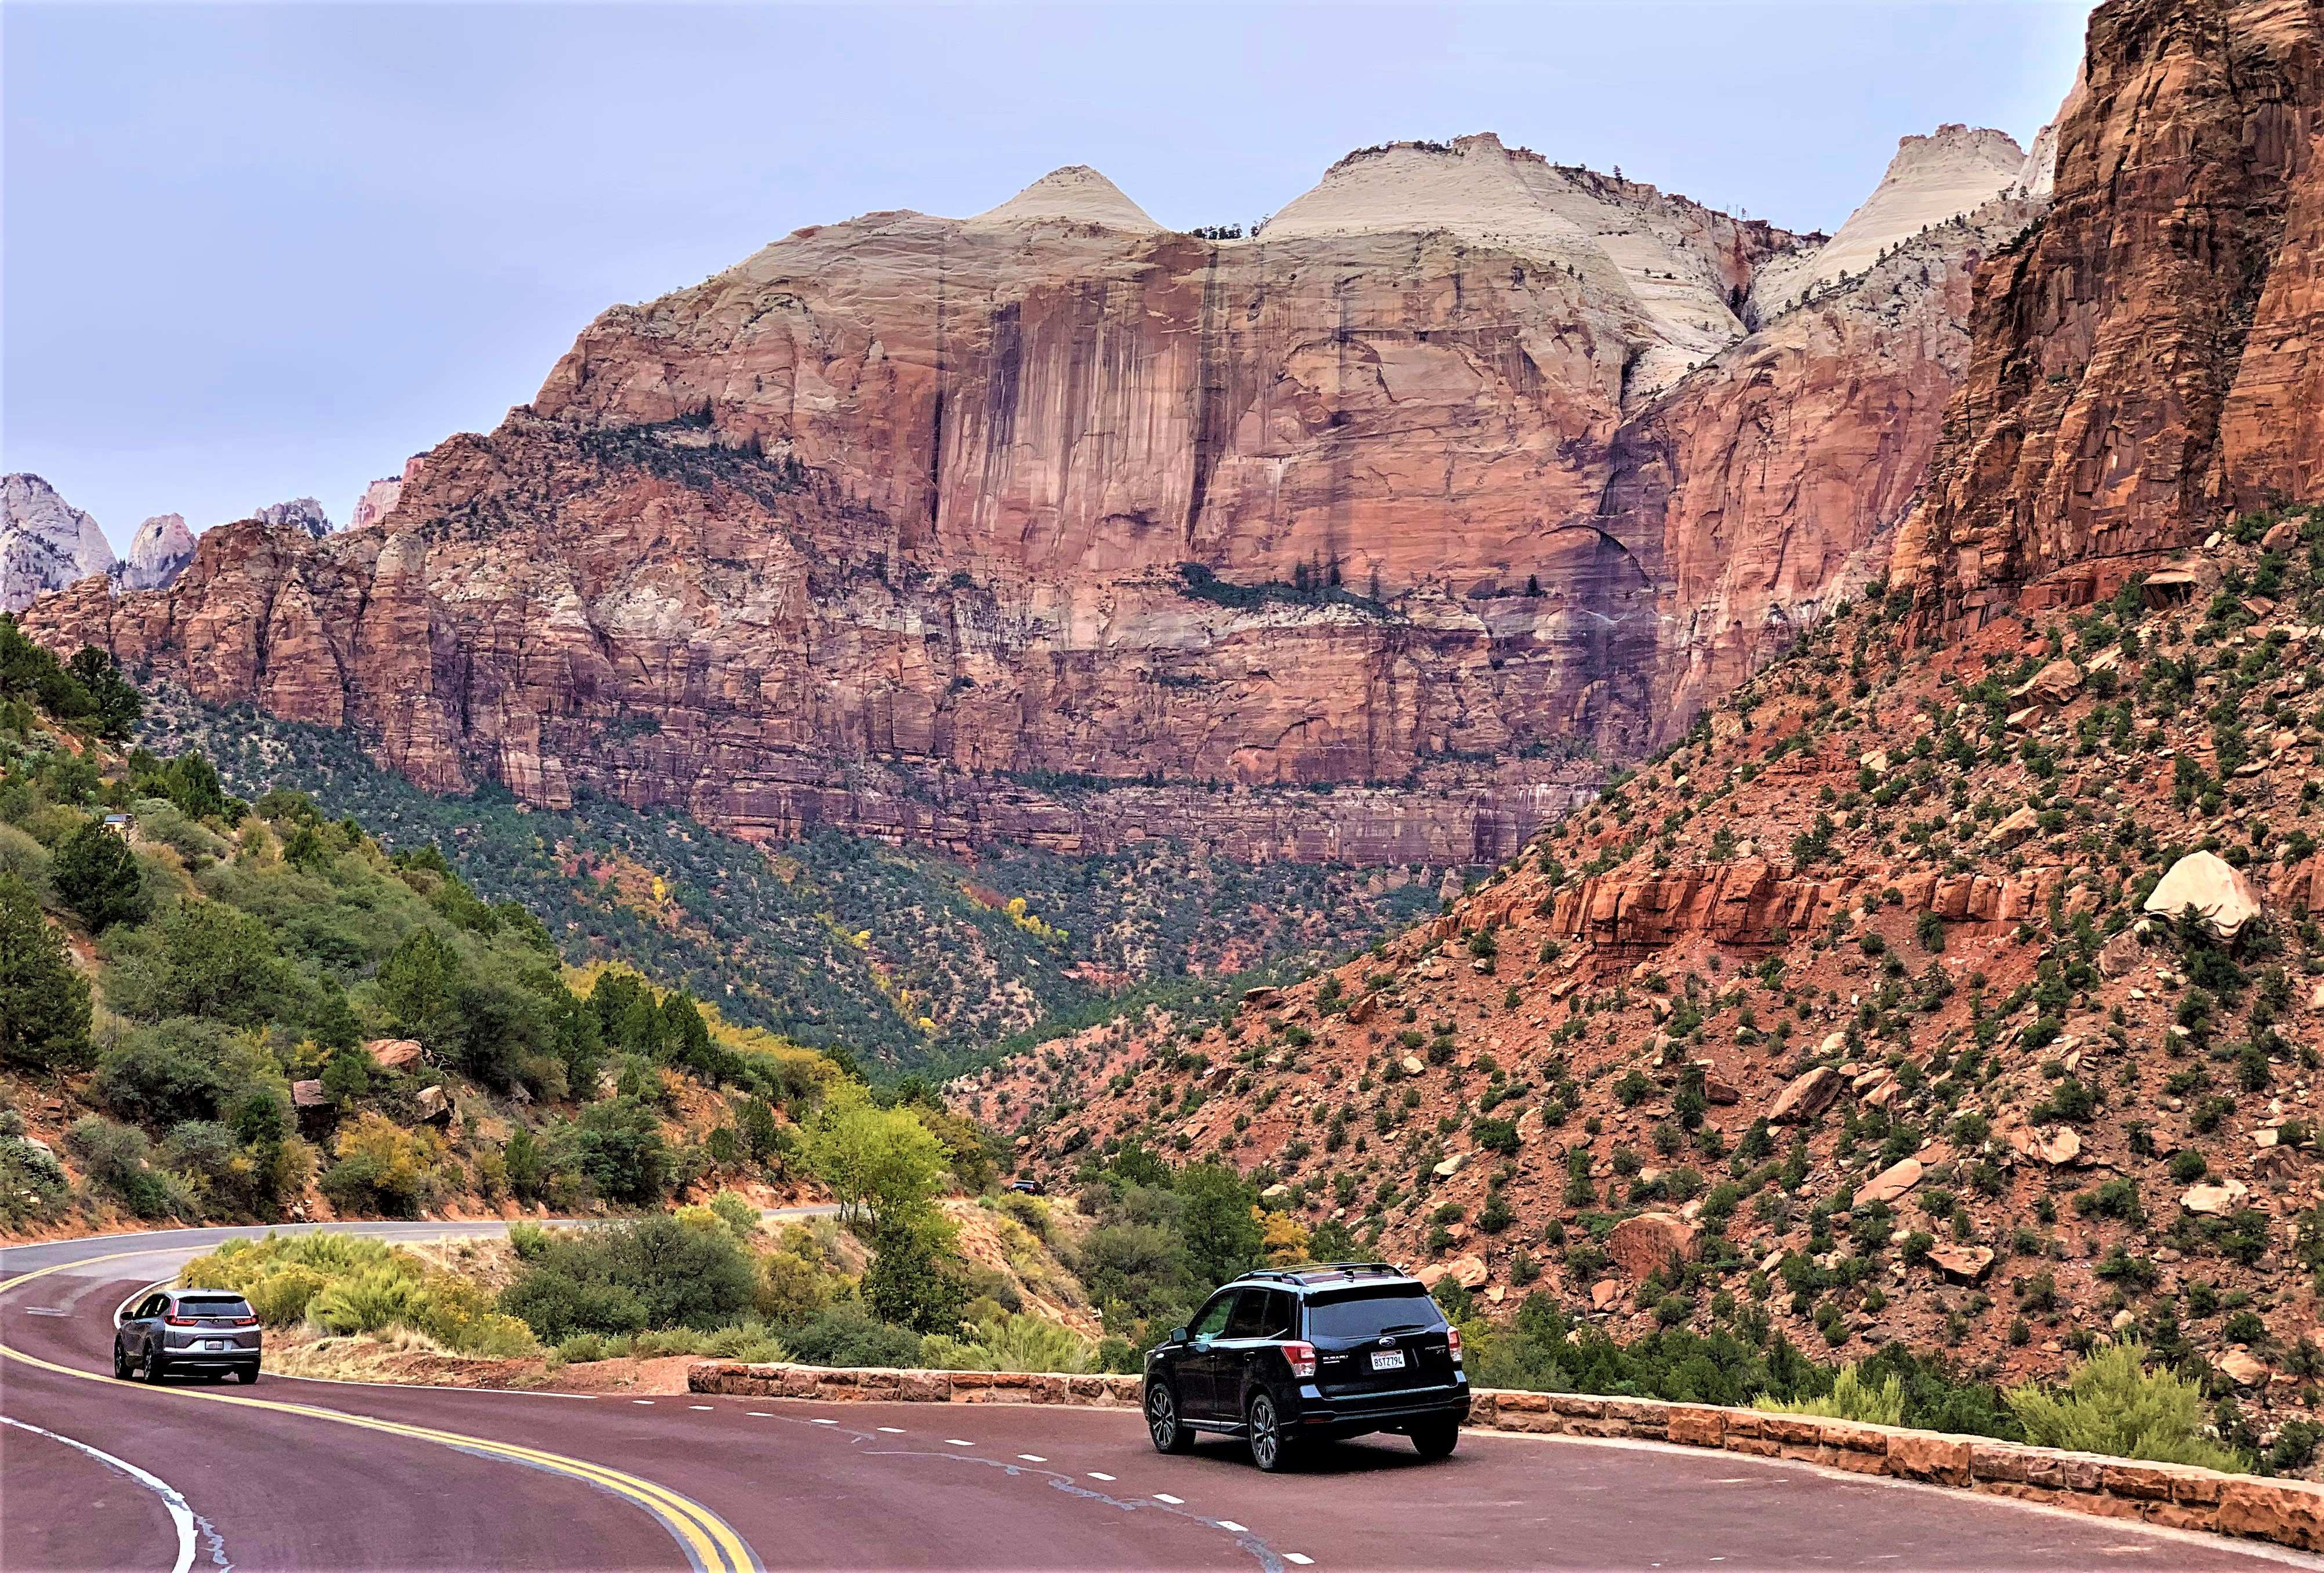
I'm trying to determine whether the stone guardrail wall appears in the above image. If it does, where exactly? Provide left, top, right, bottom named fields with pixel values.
left=691, top=1361, right=2324, bottom=1555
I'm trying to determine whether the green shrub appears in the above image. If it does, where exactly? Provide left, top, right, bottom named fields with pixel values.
left=0, top=1124, right=68, bottom=1226
left=2006, top=1343, right=2245, bottom=1470
left=499, top=1216, right=756, bottom=1342
left=921, top=1309, right=1093, bottom=1374
left=1756, top=1363, right=1905, bottom=1426
left=64, top=1115, right=188, bottom=1219
left=308, top=1265, right=427, bottom=1335
left=95, top=1018, right=246, bottom=1127
left=782, top=1303, right=926, bottom=1368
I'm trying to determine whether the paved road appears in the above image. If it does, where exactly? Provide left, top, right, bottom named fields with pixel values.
left=5, top=1222, right=2318, bottom=1572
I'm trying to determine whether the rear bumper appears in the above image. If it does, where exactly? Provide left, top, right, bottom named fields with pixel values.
left=1290, top=1383, right=1470, bottom=1437
left=158, top=1350, right=260, bottom=1372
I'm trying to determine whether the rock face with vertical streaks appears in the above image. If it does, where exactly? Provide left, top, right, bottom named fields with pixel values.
left=19, top=129, right=2039, bottom=862
left=1894, top=0, right=2324, bottom=624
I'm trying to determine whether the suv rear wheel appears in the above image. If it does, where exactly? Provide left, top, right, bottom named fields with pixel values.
left=1411, top=1418, right=1459, bottom=1460
left=1146, top=1382, right=1192, bottom=1454
left=1247, top=1392, right=1294, bottom=1473
left=141, top=1353, right=168, bottom=1385
left=112, top=1341, right=132, bottom=1381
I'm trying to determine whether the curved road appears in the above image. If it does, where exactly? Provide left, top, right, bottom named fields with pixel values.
left=4, top=1222, right=2318, bottom=1572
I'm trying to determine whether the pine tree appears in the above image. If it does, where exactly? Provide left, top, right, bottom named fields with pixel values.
left=0, top=873, right=91, bottom=1071
left=52, top=818, right=146, bottom=931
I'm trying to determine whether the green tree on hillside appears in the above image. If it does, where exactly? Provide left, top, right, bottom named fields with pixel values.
left=0, top=873, right=91, bottom=1070
left=798, top=1090, right=950, bottom=1234
left=152, top=903, right=293, bottom=1027
left=1177, top=1164, right=1264, bottom=1289
left=66, top=646, right=141, bottom=740
left=51, top=819, right=147, bottom=931
left=377, top=927, right=463, bottom=1048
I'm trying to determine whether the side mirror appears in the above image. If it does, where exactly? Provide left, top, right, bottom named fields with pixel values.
left=1170, top=1327, right=1188, bottom=1345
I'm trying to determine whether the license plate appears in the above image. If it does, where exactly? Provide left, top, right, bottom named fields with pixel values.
left=1370, top=1349, right=1406, bottom=1371
left=204, top=1340, right=226, bottom=1352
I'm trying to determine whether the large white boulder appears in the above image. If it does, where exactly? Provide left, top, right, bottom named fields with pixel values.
left=2144, top=851, right=2263, bottom=941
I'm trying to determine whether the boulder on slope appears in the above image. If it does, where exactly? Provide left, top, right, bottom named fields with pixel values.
left=2144, top=851, right=2263, bottom=942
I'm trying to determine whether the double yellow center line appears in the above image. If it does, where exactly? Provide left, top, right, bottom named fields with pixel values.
left=1, top=1249, right=760, bottom=1573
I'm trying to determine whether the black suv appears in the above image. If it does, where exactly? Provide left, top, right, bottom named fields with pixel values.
left=1143, top=1263, right=1468, bottom=1470
left=114, top=1288, right=262, bottom=1384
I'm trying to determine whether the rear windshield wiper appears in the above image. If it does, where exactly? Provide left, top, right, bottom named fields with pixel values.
left=1375, top=1323, right=1428, bottom=1335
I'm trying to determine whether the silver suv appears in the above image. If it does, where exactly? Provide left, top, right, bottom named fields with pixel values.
left=114, top=1288, right=261, bottom=1384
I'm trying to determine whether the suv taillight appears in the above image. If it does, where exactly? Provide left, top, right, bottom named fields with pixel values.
left=233, top=1316, right=258, bottom=1327
left=1447, top=1327, right=1463, bottom=1364
left=164, top=1314, right=195, bottom=1327
left=1284, top=1340, right=1316, bottom=1379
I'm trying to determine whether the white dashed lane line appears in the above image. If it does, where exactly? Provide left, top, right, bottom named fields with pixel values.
left=1283, top=1556, right=1314, bottom=1567
left=631, top=1400, right=653, bottom=1405
left=810, top=1418, right=838, bottom=1426
left=1087, top=1472, right=1115, bottom=1482
left=748, top=1412, right=772, bottom=1418
left=689, top=1405, right=714, bottom=1411
left=1216, top=1521, right=1247, bottom=1534
left=1153, top=1493, right=1183, bottom=1505
left=945, top=1438, right=974, bottom=1447
left=1017, top=1454, right=1046, bottom=1463
left=877, top=1426, right=905, bottom=1434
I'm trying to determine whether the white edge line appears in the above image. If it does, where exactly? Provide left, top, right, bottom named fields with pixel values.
left=2, top=1415, right=198, bottom=1573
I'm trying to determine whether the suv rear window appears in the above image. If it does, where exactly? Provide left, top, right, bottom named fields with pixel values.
left=1305, top=1288, right=1443, bottom=1340
left=179, top=1296, right=253, bottom=1318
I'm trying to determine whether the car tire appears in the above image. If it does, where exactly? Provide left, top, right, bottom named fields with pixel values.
left=1146, top=1382, right=1193, bottom=1455
left=1247, top=1392, right=1294, bottom=1473
left=234, top=1367, right=259, bottom=1385
left=112, top=1342, right=132, bottom=1381
left=141, top=1353, right=168, bottom=1385
left=1411, top=1419, right=1459, bottom=1461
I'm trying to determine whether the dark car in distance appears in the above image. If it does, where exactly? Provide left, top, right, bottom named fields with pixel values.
left=114, top=1287, right=262, bottom=1384
left=1143, top=1263, right=1468, bottom=1471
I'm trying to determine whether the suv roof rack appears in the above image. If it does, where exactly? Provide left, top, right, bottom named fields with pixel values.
left=1230, top=1262, right=1410, bottom=1289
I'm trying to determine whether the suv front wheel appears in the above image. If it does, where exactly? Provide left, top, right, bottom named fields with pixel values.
left=1146, top=1382, right=1193, bottom=1454
left=1247, top=1392, right=1294, bottom=1473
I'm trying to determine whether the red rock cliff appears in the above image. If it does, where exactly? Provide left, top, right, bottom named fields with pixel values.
left=26, top=136, right=2032, bottom=862
left=1895, top=0, right=2324, bottom=622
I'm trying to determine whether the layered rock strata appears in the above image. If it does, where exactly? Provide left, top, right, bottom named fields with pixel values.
left=24, top=130, right=2038, bottom=861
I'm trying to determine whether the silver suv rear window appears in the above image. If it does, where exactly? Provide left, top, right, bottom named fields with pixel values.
left=180, top=1297, right=252, bottom=1318
left=1305, top=1288, right=1441, bottom=1340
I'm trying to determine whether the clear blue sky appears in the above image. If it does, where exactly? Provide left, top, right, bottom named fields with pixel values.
left=5, top=2, right=2090, bottom=553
